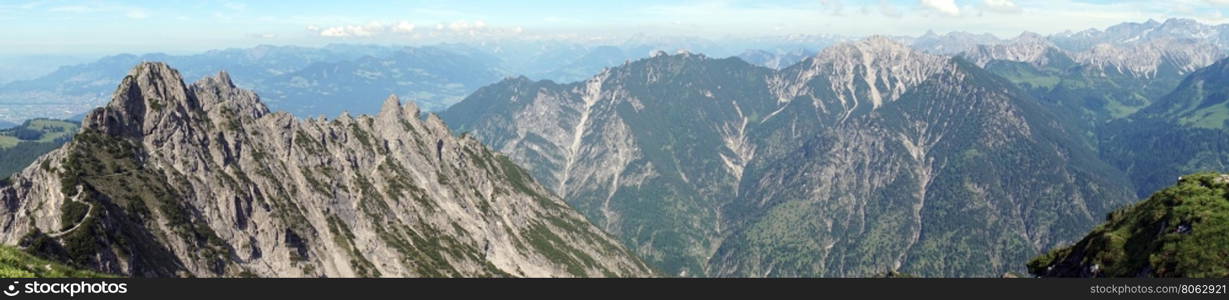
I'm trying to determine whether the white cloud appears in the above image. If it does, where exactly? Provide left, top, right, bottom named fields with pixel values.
left=320, top=24, right=376, bottom=37
left=394, top=21, right=416, bottom=33
left=981, top=0, right=1022, bottom=14
left=446, top=20, right=488, bottom=32
left=920, top=0, right=960, bottom=16
left=312, top=19, right=515, bottom=38
left=318, top=27, right=346, bottom=37
left=318, top=21, right=386, bottom=37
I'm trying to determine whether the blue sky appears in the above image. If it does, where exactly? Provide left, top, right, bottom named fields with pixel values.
left=2, top=0, right=1228, bottom=55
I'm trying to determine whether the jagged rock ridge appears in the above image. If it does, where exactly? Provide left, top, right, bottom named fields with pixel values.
left=0, top=62, right=654, bottom=277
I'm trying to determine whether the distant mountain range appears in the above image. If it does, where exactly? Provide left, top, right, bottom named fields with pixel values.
left=0, top=34, right=844, bottom=124
left=952, top=21, right=1229, bottom=200
left=924, top=19, right=1226, bottom=127
left=0, top=44, right=490, bottom=121
left=15, top=18, right=1225, bottom=125
left=1098, top=57, right=1229, bottom=198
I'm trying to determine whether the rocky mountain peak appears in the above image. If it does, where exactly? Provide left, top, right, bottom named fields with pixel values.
left=814, top=35, right=916, bottom=61
left=0, top=62, right=655, bottom=277
left=82, top=61, right=196, bottom=138
left=193, top=69, right=268, bottom=120
left=778, top=36, right=949, bottom=111
left=1076, top=38, right=1223, bottom=77
left=373, top=94, right=424, bottom=131
left=961, top=33, right=1062, bottom=68
left=1161, top=18, right=1198, bottom=28
left=212, top=70, right=236, bottom=88
left=378, top=94, right=403, bottom=117
left=336, top=110, right=353, bottom=122
left=1013, top=31, right=1048, bottom=43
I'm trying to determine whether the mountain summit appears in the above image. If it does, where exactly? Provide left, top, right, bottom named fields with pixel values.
left=0, top=62, right=653, bottom=277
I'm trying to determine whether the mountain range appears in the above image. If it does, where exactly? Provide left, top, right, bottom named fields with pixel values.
left=0, top=44, right=493, bottom=122
left=443, top=36, right=1138, bottom=277
left=0, top=62, right=653, bottom=277
left=0, top=35, right=843, bottom=125
left=1098, top=57, right=1229, bottom=198
left=18, top=19, right=1225, bottom=125
left=2, top=18, right=1229, bottom=278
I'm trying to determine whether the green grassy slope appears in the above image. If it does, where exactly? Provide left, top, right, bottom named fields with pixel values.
left=0, top=119, right=78, bottom=178
left=0, top=245, right=112, bottom=278
left=1029, top=172, right=1229, bottom=277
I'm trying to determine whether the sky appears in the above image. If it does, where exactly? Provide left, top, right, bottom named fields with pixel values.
left=2, top=0, right=1229, bottom=55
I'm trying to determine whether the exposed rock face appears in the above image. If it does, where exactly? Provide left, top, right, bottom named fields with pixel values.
left=0, top=62, right=653, bottom=278
left=444, top=37, right=1136, bottom=277
left=1073, top=38, right=1223, bottom=78
left=961, top=33, right=1064, bottom=68
left=447, top=53, right=775, bottom=276
left=963, top=32, right=1213, bottom=139
left=1050, top=18, right=1229, bottom=53
left=772, top=36, right=951, bottom=117
left=963, top=19, right=1227, bottom=80
left=712, top=58, right=1133, bottom=277
left=961, top=31, right=1221, bottom=78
